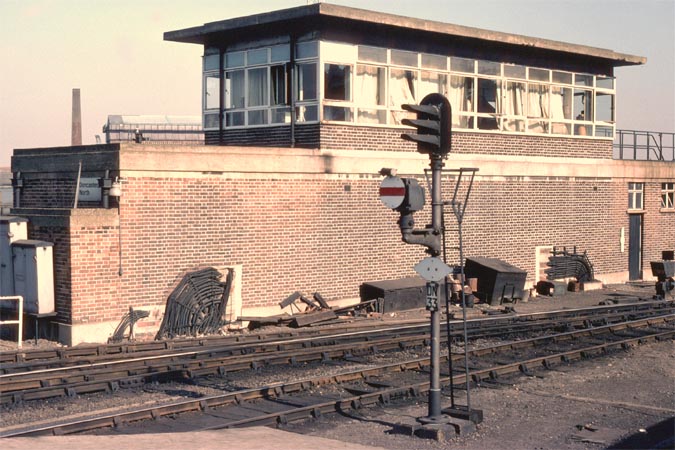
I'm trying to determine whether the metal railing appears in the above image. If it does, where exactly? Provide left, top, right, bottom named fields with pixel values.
left=0, top=295, right=23, bottom=348
left=614, top=130, right=675, bottom=161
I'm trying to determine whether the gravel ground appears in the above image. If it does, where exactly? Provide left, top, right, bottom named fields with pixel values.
left=283, top=340, right=675, bottom=449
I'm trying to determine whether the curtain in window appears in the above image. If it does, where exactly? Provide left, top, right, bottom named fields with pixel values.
left=389, top=69, right=417, bottom=124
left=528, top=83, right=549, bottom=133
left=248, top=68, right=268, bottom=107
left=226, top=70, right=245, bottom=109
left=356, top=65, right=381, bottom=104
left=419, top=71, right=447, bottom=99
left=502, top=82, right=525, bottom=131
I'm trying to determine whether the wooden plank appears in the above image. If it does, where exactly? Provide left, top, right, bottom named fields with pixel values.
left=291, top=310, right=337, bottom=327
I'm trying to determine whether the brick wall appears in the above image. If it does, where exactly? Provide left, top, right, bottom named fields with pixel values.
left=11, top=140, right=673, bottom=337
left=320, top=124, right=612, bottom=159
left=97, top=174, right=672, bottom=321
left=642, top=182, right=675, bottom=271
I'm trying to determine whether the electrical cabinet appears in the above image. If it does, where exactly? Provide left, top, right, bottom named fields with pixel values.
left=0, top=216, right=28, bottom=296
left=12, top=240, right=55, bottom=314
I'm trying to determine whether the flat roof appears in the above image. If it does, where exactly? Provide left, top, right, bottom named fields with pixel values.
left=164, top=3, right=645, bottom=67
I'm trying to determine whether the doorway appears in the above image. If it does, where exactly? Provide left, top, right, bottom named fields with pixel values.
left=628, top=214, right=642, bottom=280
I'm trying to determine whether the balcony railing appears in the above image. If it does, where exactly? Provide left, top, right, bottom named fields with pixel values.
left=613, top=130, right=674, bottom=161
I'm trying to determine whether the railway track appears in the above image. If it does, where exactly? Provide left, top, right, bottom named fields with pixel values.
left=2, top=299, right=667, bottom=367
left=1, top=301, right=673, bottom=405
left=2, top=313, right=672, bottom=437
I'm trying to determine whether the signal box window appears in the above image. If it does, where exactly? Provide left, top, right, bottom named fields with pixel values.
left=628, top=182, right=644, bottom=210
left=662, top=182, right=675, bottom=210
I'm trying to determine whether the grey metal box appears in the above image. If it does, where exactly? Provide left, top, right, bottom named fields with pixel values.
left=0, top=216, right=28, bottom=296
left=12, top=239, right=55, bottom=314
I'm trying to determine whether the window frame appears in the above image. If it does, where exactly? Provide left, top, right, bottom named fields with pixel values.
left=661, top=182, right=675, bottom=211
left=205, top=41, right=617, bottom=138
left=628, top=182, right=644, bottom=211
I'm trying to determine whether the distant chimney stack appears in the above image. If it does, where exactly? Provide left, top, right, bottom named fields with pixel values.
left=71, top=88, right=82, bottom=146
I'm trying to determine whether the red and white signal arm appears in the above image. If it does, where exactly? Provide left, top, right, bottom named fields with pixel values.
left=379, top=176, right=406, bottom=209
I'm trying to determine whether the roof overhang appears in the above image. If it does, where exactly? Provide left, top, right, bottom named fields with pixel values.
left=164, top=3, right=646, bottom=67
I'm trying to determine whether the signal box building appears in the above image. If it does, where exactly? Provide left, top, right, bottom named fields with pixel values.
left=10, top=4, right=674, bottom=344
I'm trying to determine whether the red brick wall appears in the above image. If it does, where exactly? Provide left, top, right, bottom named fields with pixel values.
left=642, top=182, right=675, bottom=270
left=12, top=138, right=673, bottom=329
left=320, top=124, right=612, bottom=159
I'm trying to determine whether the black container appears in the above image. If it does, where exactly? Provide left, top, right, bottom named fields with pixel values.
left=360, top=277, right=447, bottom=313
left=464, top=257, right=527, bottom=306
left=650, top=261, right=675, bottom=280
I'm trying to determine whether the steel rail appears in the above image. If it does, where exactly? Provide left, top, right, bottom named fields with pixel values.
left=1, top=299, right=668, bottom=366
left=2, top=318, right=672, bottom=438
left=2, top=310, right=673, bottom=404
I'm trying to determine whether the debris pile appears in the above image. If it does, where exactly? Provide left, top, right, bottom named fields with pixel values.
left=155, top=267, right=233, bottom=339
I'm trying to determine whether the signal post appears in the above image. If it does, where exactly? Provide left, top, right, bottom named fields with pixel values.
left=379, top=93, right=480, bottom=439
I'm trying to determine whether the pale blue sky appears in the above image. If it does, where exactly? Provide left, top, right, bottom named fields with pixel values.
left=1, top=0, right=673, bottom=167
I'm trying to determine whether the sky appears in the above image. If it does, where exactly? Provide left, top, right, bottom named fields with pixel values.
left=1, top=0, right=673, bottom=167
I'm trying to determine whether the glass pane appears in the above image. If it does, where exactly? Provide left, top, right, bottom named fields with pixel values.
left=449, top=76, right=473, bottom=112
left=636, top=192, right=642, bottom=209
left=225, top=111, right=244, bottom=127
left=477, top=78, right=498, bottom=130
left=391, top=49, right=418, bottom=67
left=225, top=70, right=245, bottom=109
left=552, top=71, right=573, bottom=84
left=389, top=68, right=418, bottom=108
left=203, top=54, right=219, bottom=71
left=574, top=124, right=591, bottom=136
left=596, top=92, right=614, bottom=122
left=551, top=86, right=573, bottom=120
left=296, top=41, right=318, bottom=59
left=575, top=74, right=593, bottom=86
left=205, top=75, right=220, bottom=110
left=296, top=63, right=317, bottom=101
left=247, top=49, right=267, bottom=65
left=574, top=89, right=592, bottom=121
left=527, top=83, right=551, bottom=117
left=502, top=81, right=526, bottom=131
left=248, top=109, right=268, bottom=125
left=271, top=107, right=291, bottom=124
left=270, top=65, right=287, bottom=105
left=419, top=71, right=447, bottom=99
left=247, top=67, right=268, bottom=107
left=225, top=52, right=244, bottom=68
left=324, top=64, right=351, bottom=101
left=271, top=45, right=290, bottom=62
left=596, top=76, right=614, bottom=89
left=595, top=125, right=614, bottom=138
left=357, top=108, right=386, bottom=124
left=296, top=105, right=318, bottom=122
left=477, top=60, right=500, bottom=75
left=421, top=53, right=447, bottom=70
left=323, top=106, right=353, bottom=122
left=358, top=46, right=387, bottom=63
left=453, top=114, right=471, bottom=129
left=204, top=113, right=219, bottom=129
left=356, top=65, right=385, bottom=106
left=529, top=68, right=549, bottom=82
left=451, top=57, right=475, bottom=73
left=551, top=122, right=571, bottom=135
left=504, top=64, right=526, bottom=79
left=527, top=120, right=548, bottom=134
